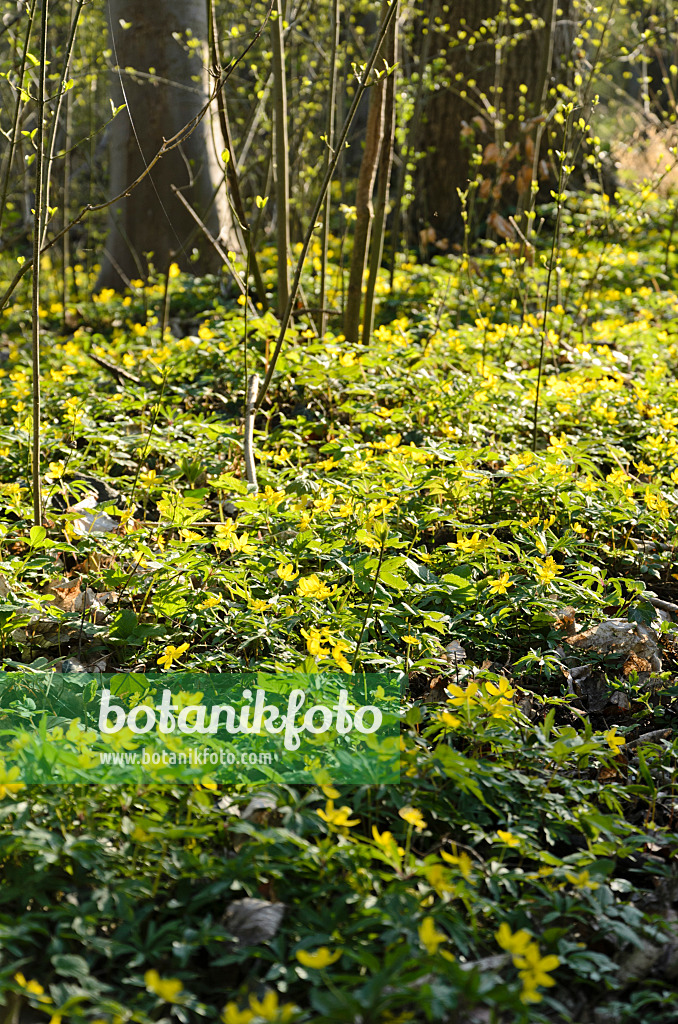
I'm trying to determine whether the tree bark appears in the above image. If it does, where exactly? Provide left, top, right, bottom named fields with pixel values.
left=98, top=0, right=236, bottom=290
left=344, top=0, right=389, bottom=345
left=413, top=0, right=573, bottom=247
left=362, top=4, right=398, bottom=345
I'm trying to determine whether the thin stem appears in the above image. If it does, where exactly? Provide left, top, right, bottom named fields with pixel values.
left=271, top=0, right=291, bottom=316
left=207, top=0, right=267, bottom=308
left=31, top=0, right=48, bottom=527
left=0, top=0, right=36, bottom=234
left=351, top=529, right=387, bottom=673
left=255, top=0, right=399, bottom=410
left=531, top=115, right=570, bottom=453
left=362, top=1, right=398, bottom=345
left=41, top=0, right=85, bottom=249
left=319, top=0, right=340, bottom=338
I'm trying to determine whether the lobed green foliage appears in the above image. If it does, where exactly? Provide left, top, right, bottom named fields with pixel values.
left=0, top=188, right=677, bottom=1021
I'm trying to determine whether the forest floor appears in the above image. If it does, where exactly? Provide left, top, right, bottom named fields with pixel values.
left=0, top=189, right=678, bottom=1023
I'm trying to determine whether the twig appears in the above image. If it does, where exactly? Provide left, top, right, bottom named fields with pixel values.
left=244, top=373, right=259, bottom=492
left=648, top=596, right=678, bottom=615
left=31, top=0, right=49, bottom=527
left=255, top=0, right=399, bottom=410
left=170, top=185, right=258, bottom=318
left=86, top=351, right=141, bottom=385
left=626, top=728, right=671, bottom=750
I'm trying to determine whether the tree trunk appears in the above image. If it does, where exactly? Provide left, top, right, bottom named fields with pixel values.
left=413, top=0, right=574, bottom=247
left=98, top=0, right=236, bottom=290
left=344, top=0, right=389, bottom=345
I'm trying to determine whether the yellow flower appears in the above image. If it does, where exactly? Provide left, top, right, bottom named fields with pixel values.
left=398, top=806, right=426, bottom=831
left=440, top=849, right=473, bottom=880
left=418, top=916, right=449, bottom=956
left=371, top=825, right=404, bottom=854
left=332, top=647, right=352, bottom=674
left=249, top=598, right=269, bottom=613
left=604, top=727, right=625, bottom=754
left=139, top=468, right=158, bottom=489
left=496, top=830, right=520, bottom=847
left=565, top=869, right=599, bottom=890
left=157, top=642, right=190, bottom=669
left=263, top=485, right=285, bottom=508
left=488, top=572, right=512, bottom=595
left=440, top=711, right=460, bottom=728
left=300, top=626, right=328, bottom=658
left=0, top=763, right=25, bottom=798
left=230, top=532, right=256, bottom=554
left=222, top=997, right=255, bottom=1021
left=425, top=863, right=454, bottom=895
left=144, top=969, right=183, bottom=1003
left=276, top=563, right=298, bottom=582
left=297, top=574, right=336, bottom=599
left=514, top=943, right=560, bottom=1002
left=215, top=519, right=237, bottom=540
left=446, top=681, right=481, bottom=707
left=485, top=677, right=515, bottom=699
left=534, top=556, right=560, bottom=585
left=296, top=946, right=343, bottom=969
left=14, top=973, right=48, bottom=999
left=368, top=497, right=395, bottom=517
left=454, top=531, right=484, bottom=553
left=248, top=991, right=297, bottom=1022
left=47, top=459, right=66, bottom=480
left=494, top=922, right=533, bottom=956
left=317, top=800, right=360, bottom=828
left=547, top=432, right=569, bottom=453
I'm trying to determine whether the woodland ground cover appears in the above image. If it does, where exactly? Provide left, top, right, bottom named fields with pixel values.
left=0, top=188, right=678, bottom=1022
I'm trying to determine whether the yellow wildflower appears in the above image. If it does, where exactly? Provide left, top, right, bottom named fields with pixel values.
left=332, top=644, right=352, bottom=674
left=144, top=969, right=183, bottom=1003
left=297, top=574, right=336, bottom=599
left=418, top=916, right=448, bottom=955
left=488, top=572, right=512, bottom=595
left=496, top=830, right=520, bottom=847
left=248, top=991, right=297, bottom=1022
left=398, top=806, right=426, bottom=831
left=494, top=922, right=533, bottom=957
left=565, top=869, right=599, bottom=890
left=0, top=763, right=25, bottom=798
left=534, top=556, right=560, bottom=585
left=440, top=849, right=473, bottom=880
left=276, top=563, right=298, bottom=582
left=317, top=800, right=360, bottom=828
left=295, top=947, right=343, bottom=969
left=157, top=643, right=189, bottom=669
left=604, top=727, right=625, bottom=754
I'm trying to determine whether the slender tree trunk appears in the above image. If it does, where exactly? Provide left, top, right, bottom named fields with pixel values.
left=319, top=0, right=340, bottom=338
left=362, top=2, right=398, bottom=345
left=98, top=0, right=236, bottom=291
left=344, top=0, right=389, bottom=345
left=413, top=0, right=573, bottom=246
left=271, top=0, right=291, bottom=316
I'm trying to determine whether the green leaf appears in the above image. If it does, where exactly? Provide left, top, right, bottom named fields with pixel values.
left=29, top=525, right=47, bottom=548
left=51, top=954, right=90, bottom=977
